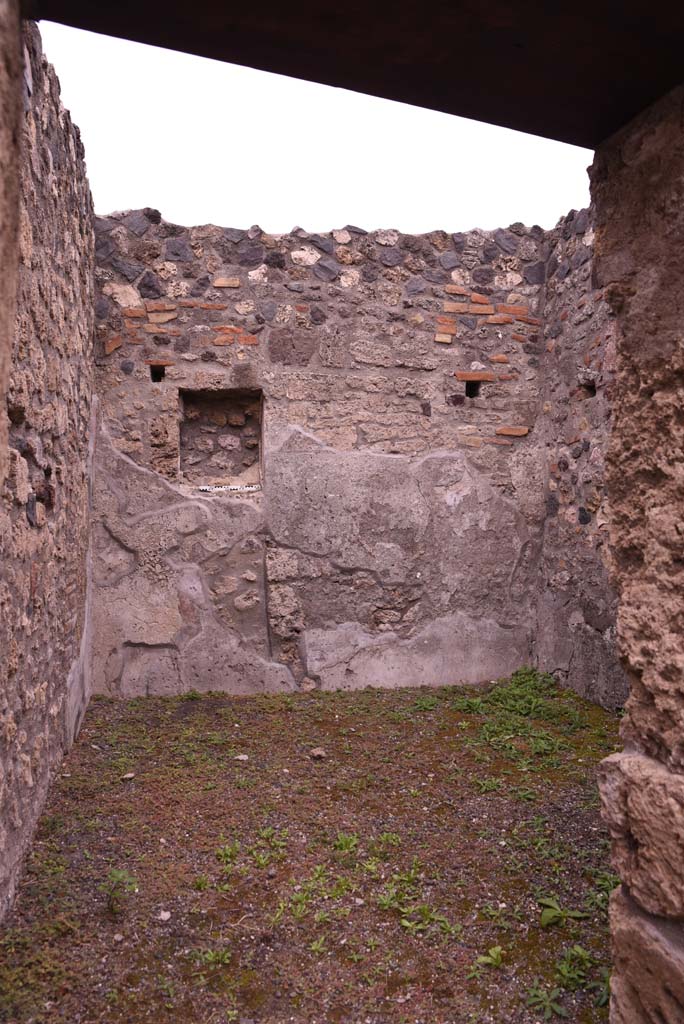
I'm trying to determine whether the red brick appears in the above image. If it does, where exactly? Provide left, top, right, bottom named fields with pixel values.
left=144, top=359, right=175, bottom=367
left=511, top=332, right=527, bottom=343
left=483, top=436, right=513, bottom=446
left=495, top=425, right=530, bottom=437
left=104, top=335, right=122, bottom=355
left=454, top=371, right=496, bottom=382
left=516, top=314, right=542, bottom=326
left=148, top=310, right=178, bottom=324
left=489, top=354, right=509, bottom=364
left=436, top=316, right=458, bottom=334
left=470, top=291, right=491, bottom=304
left=445, top=284, right=468, bottom=296
left=498, top=373, right=517, bottom=381
left=496, top=303, right=529, bottom=317
left=444, top=302, right=495, bottom=315
left=485, top=314, right=514, bottom=325
left=144, top=300, right=177, bottom=312
left=121, top=307, right=146, bottom=318
left=141, top=324, right=181, bottom=335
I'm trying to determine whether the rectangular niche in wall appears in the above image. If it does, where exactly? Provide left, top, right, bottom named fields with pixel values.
left=179, top=389, right=263, bottom=486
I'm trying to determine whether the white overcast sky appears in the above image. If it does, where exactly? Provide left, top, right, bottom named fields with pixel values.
left=39, top=21, right=592, bottom=234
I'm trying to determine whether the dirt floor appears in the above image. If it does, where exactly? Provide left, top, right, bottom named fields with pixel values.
left=1, top=669, right=620, bottom=1024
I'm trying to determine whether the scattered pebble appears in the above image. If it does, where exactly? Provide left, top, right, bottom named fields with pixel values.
left=234, top=754, right=249, bottom=762
left=309, top=747, right=327, bottom=760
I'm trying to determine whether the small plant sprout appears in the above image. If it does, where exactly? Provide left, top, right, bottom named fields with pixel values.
left=332, top=832, right=359, bottom=854
left=538, top=896, right=590, bottom=928
left=554, top=944, right=594, bottom=990
left=100, top=868, right=138, bottom=915
left=477, top=945, right=505, bottom=968
left=526, top=981, right=569, bottom=1019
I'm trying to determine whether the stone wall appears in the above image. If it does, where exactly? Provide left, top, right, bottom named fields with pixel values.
left=591, top=85, right=684, bottom=1022
left=536, top=210, right=627, bottom=708
left=0, top=24, right=94, bottom=917
left=0, top=0, right=21, bottom=488
left=90, top=210, right=628, bottom=707
left=92, top=216, right=551, bottom=695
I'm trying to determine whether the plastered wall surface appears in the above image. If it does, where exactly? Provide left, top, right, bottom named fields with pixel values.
left=0, top=25, right=94, bottom=917
left=591, top=85, right=684, bottom=1021
left=92, top=216, right=551, bottom=696
left=92, top=212, right=627, bottom=705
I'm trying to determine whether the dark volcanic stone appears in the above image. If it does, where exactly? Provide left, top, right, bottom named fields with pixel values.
left=138, top=270, right=164, bottom=298
left=362, top=264, right=379, bottom=283
left=422, top=268, right=447, bottom=284
left=313, top=258, right=339, bottom=282
left=524, top=261, right=546, bottom=285
left=112, top=256, right=144, bottom=282
left=571, top=245, right=591, bottom=269
left=557, top=259, right=571, bottom=281
left=225, top=228, right=246, bottom=243
left=574, top=209, right=590, bottom=234
left=95, top=234, right=115, bottom=261
left=451, top=233, right=466, bottom=251
left=578, top=507, right=592, bottom=525
left=546, top=493, right=560, bottom=516
left=265, top=251, right=286, bottom=269
left=472, top=266, right=494, bottom=285
left=124, top=210, right=151, bottom=237
left=458, top=316, right=477, bottom=330
left=238, top=242, right=265, bottom=267
left=439, top=251, right=460, bottom=271
left=143, top=208, right=162, bottom=224
left=310, top=306, right=327, bottom=324
left=120, top=360, right=134, bottom=375
left=260, top=301, right=277, bottom=322
left=379, top=247, right=404, bottom=268
left=406, top=278, right=425, bottom=295
left=310, top=235, right=334, bottom=255
left=165, top=236, right=193, bottom=262
left=494, top=229, right=519, bottom=254
left=95, top=294, right=111, bottom=320
left=482, top=241, right=499, bottom=262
